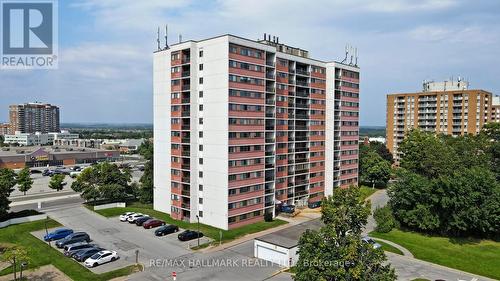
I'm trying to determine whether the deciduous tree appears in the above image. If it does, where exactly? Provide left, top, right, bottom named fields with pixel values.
left=49, top=174, right=66, bottom=191
left=17, top=167, right=33, bottom=195
left=294, top=187, right=396, bottom=281
left=0, top=168, right=16, bottom=217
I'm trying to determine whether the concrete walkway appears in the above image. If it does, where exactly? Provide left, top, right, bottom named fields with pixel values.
left=374, top=237, right=414, bottom=257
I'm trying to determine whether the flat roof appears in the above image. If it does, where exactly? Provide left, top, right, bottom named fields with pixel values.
left=0, top=146, right=117, bottom=157
left=155, top=33, right=359, bottom=68
left=387, top=89, right=492, bottom=96
left=255, top=219, right=323, bottom=249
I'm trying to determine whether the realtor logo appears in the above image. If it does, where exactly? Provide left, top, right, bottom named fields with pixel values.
left=1, top=0, right=58, bottom=69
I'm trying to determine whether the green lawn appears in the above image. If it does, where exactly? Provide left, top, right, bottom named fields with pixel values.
left=370, top=229, right=500, bottom=280
left=93, top=203, right=288, bottom=243
left=0, top=220, right=141, bottom=281
left=359, top=186, right=377, bottom=201
left=372, top=239, right=404, bottom=255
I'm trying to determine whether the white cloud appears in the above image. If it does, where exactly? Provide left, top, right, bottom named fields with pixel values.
left=409, top=25, right=495, bottom=44
left=365, top=0, right=458, bottom=13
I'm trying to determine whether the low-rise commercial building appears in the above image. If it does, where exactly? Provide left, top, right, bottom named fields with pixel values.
left=0, top=146, right=120, bottom=169
left=4, top=132, right=55, bottom=146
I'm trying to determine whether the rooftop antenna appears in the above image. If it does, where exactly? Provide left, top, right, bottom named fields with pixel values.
left=354, top=48, right=358, bottom=66
left=349, top=46, right=354, bottom=65
left=264, top=33, right=266, bottom=41
left=164, top=24, right=169, bottom=49
left=156, top=27, right=160, bottom=50
left=342, top=44, right=349, bottom=64
left=179, top=34, right=182, bottom=43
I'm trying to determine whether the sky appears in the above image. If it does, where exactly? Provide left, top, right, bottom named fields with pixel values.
left=1, top=0, right=500, bottom=126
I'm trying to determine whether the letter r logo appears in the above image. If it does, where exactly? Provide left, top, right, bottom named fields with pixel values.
left=2, top=2, right=53, bottom=54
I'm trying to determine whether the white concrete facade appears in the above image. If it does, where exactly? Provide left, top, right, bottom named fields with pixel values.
left=4, top=132, right=54, bottom=146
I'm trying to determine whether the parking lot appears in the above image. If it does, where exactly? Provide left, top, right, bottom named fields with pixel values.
left=31, top=206, right=212, bottom=274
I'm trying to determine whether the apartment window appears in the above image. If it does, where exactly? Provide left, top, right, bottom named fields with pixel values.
left=199, top=198, right=203, bottom=204
left=199, top=145, right=203, bottom=151
left=199, top=91, right=203, bottom=98
left=199, top=171, right=203, bottom=178
left=198, top=211, right=203, bottom=217
left=199, top=77, right=203, bottom=84
left=199, top=50, right=203, bottom=57
left=199, top=131, right=203, bottom=138
left=199, top=104, right=203, bottom=111
left=199, top=158, right=203, bottom=165
left=199, top=118, right=203, bottom=124
left=199, top=184, right=203, bottom=191
left=199, top=64, right=203, bottom=71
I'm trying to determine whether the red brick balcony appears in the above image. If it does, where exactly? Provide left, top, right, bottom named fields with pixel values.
left=229, top=177, right=264, bottom=188
left=228, top=203, right=264, bottom=217
left=229, top=150, right=264, bottom=160
left=229, top=164, right=265, bottom=174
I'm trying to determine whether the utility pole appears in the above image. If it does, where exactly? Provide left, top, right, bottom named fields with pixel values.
left=196, top=215, right=200, bottom=247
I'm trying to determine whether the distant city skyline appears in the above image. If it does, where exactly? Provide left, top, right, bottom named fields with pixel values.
left=1, top=0, right=500, bottom=125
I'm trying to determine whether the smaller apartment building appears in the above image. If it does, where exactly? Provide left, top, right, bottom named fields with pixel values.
left=387, top=80, right=492, bottom=163
left=491, top=96, right=500, bottom=122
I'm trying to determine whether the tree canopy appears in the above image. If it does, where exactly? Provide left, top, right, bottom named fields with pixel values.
left=17, top=168, right=33, bottom=196
left=138, top=140, right=154, bottom=203
left=71, top=162, right=133, bottom=203
left=359, top=141, right=392, bottom=187
left=294, top=187, right=396, bottom=281
left=0, top=168, right=17, bottom=217
left=49, top=174, right=66, bottom=191
left=389, top=128, right=500, bottom=237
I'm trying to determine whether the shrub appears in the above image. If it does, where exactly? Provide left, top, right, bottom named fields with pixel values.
left=264, top=212, right=273, bottom=222
left=374, top=206, right=397, bottom=233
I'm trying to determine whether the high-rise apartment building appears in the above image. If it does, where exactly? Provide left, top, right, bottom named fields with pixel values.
left=491, top=96, right=500, bottom=122
left=153, top=34, right=359, bottom=230
left=9, top=103, right=60, bottom=134
left=387, top=80, right=492, bottom=163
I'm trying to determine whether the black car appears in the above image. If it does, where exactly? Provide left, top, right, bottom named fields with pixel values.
left=155, top=225, right=179, bottom=236
left=72, top=247, right=104, bottom=262
left=30, top=169, right=43, bottom=174
left=135, top=216, right=152, bottom=226
left=178, top=230, right=203, bottom=241
left=55, top=232, right=91, bottom=248
left=308, top=201, right=321, bottom=209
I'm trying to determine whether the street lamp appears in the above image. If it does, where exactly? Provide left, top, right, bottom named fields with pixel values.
left=196, top=215, right=200, bottom=247
left=20, top=261, right=27, bottom=280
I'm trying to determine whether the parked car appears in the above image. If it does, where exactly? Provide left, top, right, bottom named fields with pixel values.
left=30, top=169, right=43, bottom=174
left=119, top=212, right=136, bottom=222
left=127, top=213, right=145, bottom=223
left=280, top=205, right=295, bottom=214
left=135, top=216, right=152, bottom=226
left=308, top=201, right=321, bottom=209
left=70, top=166, right=81, bottom=171
left=155, top=225, right=179, bottom=236
left=44, top=228, right=73, bottom=241
left=70, top=171, right=81, bottom=178
left=361, top=237, right=381, bottom=250
left=42, top=169, right=53, bottom=177
left=55, top=232, right=91, bottom=248
left=64, top=242, right=95, bottom=257
left=143, top=219, right=165, bottom=229
left=72, top=247, right=104, bottom=262
left=84, top=250, right=119, bottom=268
left=178, top=230, right=203, bottom=241
left=136, top=165, right=145, bottom=171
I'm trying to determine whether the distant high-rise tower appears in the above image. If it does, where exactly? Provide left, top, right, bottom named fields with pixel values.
left=153, top=34, right=360, bottom=230
left=9, top=102, right=60, bottom=134
left=387, top=79, right=492, bottom=164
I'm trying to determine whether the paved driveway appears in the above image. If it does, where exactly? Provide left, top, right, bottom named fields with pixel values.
left=43, top=206, right=193, bottom=273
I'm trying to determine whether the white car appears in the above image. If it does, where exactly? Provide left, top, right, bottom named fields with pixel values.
left=119, top=212, right=135, bottom=222
left=127, top=213, right=144, bottom=223
left=84, top=250, right=119, bottom=267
